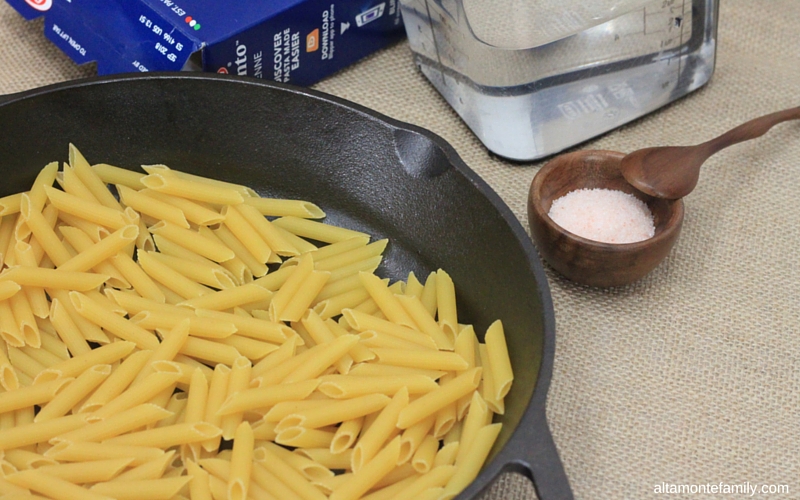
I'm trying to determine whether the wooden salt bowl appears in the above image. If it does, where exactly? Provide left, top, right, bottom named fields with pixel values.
left=528, top=150, right=685, bottom=288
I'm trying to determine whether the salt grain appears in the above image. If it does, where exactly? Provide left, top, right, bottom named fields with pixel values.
left=548, top=188, right=655, bottom=244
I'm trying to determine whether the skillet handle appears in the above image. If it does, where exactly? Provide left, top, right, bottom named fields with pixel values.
left=510, top=408, right=574, bottom=500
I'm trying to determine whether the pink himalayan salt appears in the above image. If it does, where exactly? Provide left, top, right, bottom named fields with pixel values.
left=547, top=188, right=655, bottom=244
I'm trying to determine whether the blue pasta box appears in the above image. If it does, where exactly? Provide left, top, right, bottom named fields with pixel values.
left=6, top=0, right=405, bottom=85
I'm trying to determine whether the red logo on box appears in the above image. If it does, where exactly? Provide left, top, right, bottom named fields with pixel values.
left=25, top=0, right=51, bottom=11
left=217, top=67, right=229, bottom=74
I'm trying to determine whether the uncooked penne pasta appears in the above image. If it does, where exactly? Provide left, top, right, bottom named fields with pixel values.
left=484, top=320, right=513, bottom=401
left=397, top=368, right=482, bottom=429
left=273, top=216, right=369, bottom=244
left=243, top=197, right=325, bottom=219
left=117, top=184, right=189, bottom=229
left=141, top=172, right=244, bottom=205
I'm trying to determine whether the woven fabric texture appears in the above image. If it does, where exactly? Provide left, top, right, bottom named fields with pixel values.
left=1, top=1, right=798, bottom=498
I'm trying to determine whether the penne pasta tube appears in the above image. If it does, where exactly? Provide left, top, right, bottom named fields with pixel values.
left=397, top=368, right=482, bottom=429
left=442, top=423, right=502, bottom=498
left=359, top=330, right=431, bottom=352
left=358, top=272, right=417, bottom=329
left=110, top=449, right=175, bottom=481
left=58, top=211, right=109, bottom=244
left=47, top=288, right=109, bottom=345
left=195, top=308, right=289, bottom=343
left=116, top=184, right=189, bottom=228
left=341, top=309, right=435, bottom=350
left=327, top=255, right=383, bottom=283
left=217, top=379, right=319, bottom=416
left=148, top=220, right=234, bottom=263
left=0, top=414, right=87, bottom=450
left=90, top=476, right=192, bottom=499
left=141, top=172, right=245, bottom=205
left=282, top=334, right=358, bottom=383
left=184, top=459, right=213, bottom=500
left=434, top=374, right=457, bottom=438
left=0, top=347, right=19, bottom=391
left=478, top=344, right=504, bottom=415
left=347, top=364, right=444, bottom=380
left=35, top=458, right=133, bottom=483
left=20, top=195, right=71, bottom=266
left=434, top=442, right=460, bottom=467
left=371, top=348, right=468, bottom=371
left=419, top=271, right=438, bottom=318
left=3, top=448, right=58, bottom=469
left=92, top=368, right=182, bottom=419
left=398, top=414, right=435, bottom=465
left=0, top=377, right=73, bottom=414
left=315, top=239, right=387, bottom=272
left=102, top=421, right=222, bottom=447
left=4, top=469, right=115, bottom=500
left=57, top=225, right=138, bottom=273
left=315, top=272, right=365, bottom=303
left=69, top=292, right=158, bottom=349
left=92, top=163, right=145, bottom=189
left=325, top=318, right=375, bottom=363
left=394, top=294, right=453, bottom=350
left=237, top=203, right=299, bottom=256
left=262, top=399, right=331, bottom=423
left=220, top=356, right=252, bottom=440
left=296, top=447, right=353, bottom=472
left=329, top=436, right=402, bottom=500
left=277, top=393, right=391, bottom=431
left=212, top=224, right=269, bottom=278
left=273, top=216, right=369, bottom=244
left=137, top=250, right=213, bottom=300
left=276, top=426, right=336, bottom=449
left=0, top=192, right=23, bottom=216
left=412, top=434, right=438, bottom=473
left=0, top=267, right=107, bottom=291
left=456, top=391, right=491, bottom=467
left=268, top=254, right=312, bottom=321
left=248, top=460, right=305, bottom=500
left=56, top=404, right=173, bottom=442
left=108, top=252, right=165, bottom=302
left=319, top=374, right=435, bottom=403
left=43, top=185, right=126, bottom=230
left=34, top=364, right=111, bottom=422
left=139, top=189, right=224, bottom=226
left=243, top=197, right=324, bottom=219
left=331, top=416, right=366, bottom=455
left=145, top=251, right=236, bottom=289
left=69, top=145, right=122, bottom=210
left=217, top=334, right=278, bottom=361
left=352, top=387, right=409, bottom=471
left=201, top=363, right=230, bottom=452
left=251, top=335, right=299, bottom=378
left=0, top=281, right=22, bottom=301
left=79, top=349, right=152, bottom=414
left=253, top=445, right=327, bottom=500
left=484, top=320, right=513, bottom=401
left=60, top=162, right=97, bottom=202
left=9, top=347, right=46, bottom=378
left=50, top=341, right=136, bottom=377
left=221, top=204, right=273, bottom=263
left=181, top=368, right=208, bottom=461
left=130, top=310, right=235, bottom=340
left=435, top=269, right=458, bottom=344
left=313, top=287, right=372, bottom=320
left=180, top=336, right=241, bottom=366
left=274, top=225, right=318, bottom=254
left=9, top=291, right=40, bottom=347
left=454, top=325, right=478, bottom=418
left=178, top=283, right=272, bottom=311
left=43, top=440, right=164, bottom=466
left=228, top=421, right=254, bottom=500
left=395, top=465, right=456, bottom=500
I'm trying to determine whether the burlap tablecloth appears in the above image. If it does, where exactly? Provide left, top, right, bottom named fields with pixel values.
left=1, top=1, right=798, bottom=498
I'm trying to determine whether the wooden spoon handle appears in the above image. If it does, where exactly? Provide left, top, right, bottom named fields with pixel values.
left=704, top=106, right=800, bottom=155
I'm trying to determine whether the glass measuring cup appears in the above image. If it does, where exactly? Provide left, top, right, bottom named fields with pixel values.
left=399, top=0, right=719, bottom=161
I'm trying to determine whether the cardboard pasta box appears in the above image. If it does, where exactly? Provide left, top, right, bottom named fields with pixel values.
left=6, top=0, right=405, bottom=85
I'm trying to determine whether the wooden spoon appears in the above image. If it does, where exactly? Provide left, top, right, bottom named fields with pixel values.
left=620, top=106, right=800, bottom=199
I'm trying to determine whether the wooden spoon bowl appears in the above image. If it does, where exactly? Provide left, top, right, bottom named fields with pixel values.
left=528, top=150, right=685, bottom=287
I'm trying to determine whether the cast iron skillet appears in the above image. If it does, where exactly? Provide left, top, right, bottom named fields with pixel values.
left=0, top=73, right=572, bottom=500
